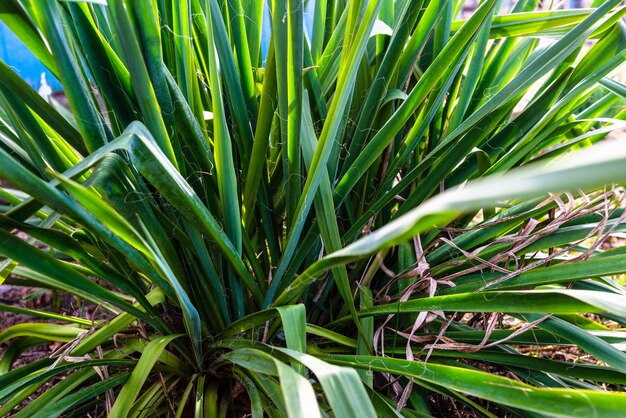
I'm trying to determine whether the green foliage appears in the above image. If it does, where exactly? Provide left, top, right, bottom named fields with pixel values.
left=1, top=0, right=626, bottom=416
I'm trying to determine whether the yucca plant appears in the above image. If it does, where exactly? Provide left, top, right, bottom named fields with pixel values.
left=2, top=0, right=626, bottom=416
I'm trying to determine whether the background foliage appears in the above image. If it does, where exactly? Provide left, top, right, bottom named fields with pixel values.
left=1, top=0, right=626, bottom=416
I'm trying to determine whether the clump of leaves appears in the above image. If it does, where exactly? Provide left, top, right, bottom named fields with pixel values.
left=1, top=0, right=626, bottom=416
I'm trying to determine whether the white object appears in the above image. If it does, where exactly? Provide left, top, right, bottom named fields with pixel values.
left=38, top=72, right=52, bottom=102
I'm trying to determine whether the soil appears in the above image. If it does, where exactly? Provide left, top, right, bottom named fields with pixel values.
left=429, top=394, right=485, bottom=418
left=0, top=285, right=59, bottom=361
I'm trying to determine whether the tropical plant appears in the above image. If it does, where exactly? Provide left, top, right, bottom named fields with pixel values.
left=1, top=0, right=626, bottom=416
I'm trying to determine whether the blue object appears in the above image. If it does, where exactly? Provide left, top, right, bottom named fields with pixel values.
left=0, top=22, right=62, bottom=91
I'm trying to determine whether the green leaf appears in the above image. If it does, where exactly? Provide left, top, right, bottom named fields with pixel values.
left=276, top=348, right=377, bottom=418
left=278, top=141, right=626, bottom=303
left=109, top=335, right=181, bottom=418
left=354, top=290, right=626, bottom=320
left=31, top=374, right=129, bottom=418
left=325, top=355, right=626, bottom=418
left=224, top=348, right=322, bottom=418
